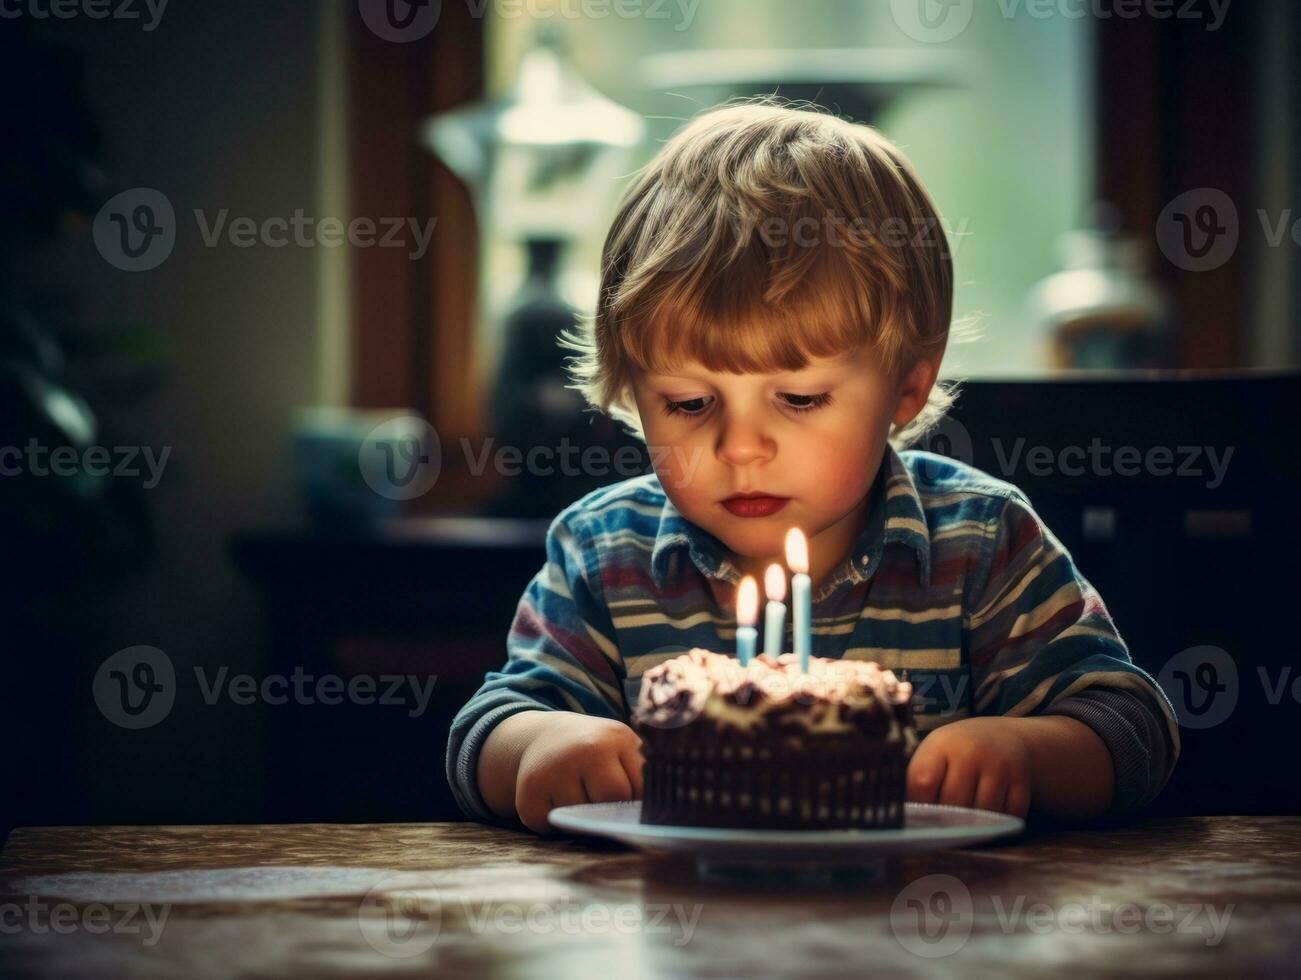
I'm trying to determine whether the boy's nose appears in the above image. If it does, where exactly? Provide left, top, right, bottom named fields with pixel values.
left=716, top=414, right=774, bottom=467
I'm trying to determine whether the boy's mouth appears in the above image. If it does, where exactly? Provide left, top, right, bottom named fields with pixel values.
left=720, top=493, right=789, bottom=518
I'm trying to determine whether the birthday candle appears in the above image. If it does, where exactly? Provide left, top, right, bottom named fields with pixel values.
left=762, top=563, right=787, bottom=660
left=735, top=576, right=758, bottom=667
left=786, top=527, right=813, bottom=672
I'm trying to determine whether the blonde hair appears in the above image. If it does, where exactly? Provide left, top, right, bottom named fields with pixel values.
left=561, top=99, right=958, bottom=449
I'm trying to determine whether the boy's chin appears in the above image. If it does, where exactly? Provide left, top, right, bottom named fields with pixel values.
left=710, top=522, right=793, bottom=560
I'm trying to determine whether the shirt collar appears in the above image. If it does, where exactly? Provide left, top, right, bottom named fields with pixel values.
left=649, top=443, right=931, bottom=599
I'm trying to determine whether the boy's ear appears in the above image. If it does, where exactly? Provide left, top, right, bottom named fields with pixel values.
left=892, top=356, right=942, bottom=427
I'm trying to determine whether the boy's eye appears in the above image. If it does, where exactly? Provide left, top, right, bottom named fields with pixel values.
left=662, top=396, right=712, bottom=417
left=660, top=392, right=833, bottom=418
left=779, top=392, right=833, bottom=413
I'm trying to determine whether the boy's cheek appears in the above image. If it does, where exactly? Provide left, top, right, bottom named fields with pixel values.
left=782, top=442, right=879, bottom=511
left=656, top=444, right=710, bottom=492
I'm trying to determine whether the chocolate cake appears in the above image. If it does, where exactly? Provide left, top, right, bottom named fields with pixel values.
left=632, top=649, right=917, bottom=829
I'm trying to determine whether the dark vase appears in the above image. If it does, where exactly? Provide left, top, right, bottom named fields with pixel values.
left=483, top=237, right=647, bottom=518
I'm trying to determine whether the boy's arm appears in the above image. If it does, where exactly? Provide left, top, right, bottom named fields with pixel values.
left=446, top=507, right=628, bottom=826
left=959, top=490, right=1180, bottom=817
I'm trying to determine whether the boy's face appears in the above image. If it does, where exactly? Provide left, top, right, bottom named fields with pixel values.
left=631, top=345, right=933, bottom=587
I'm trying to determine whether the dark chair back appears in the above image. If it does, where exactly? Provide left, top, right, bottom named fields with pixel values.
left=924, top=371, right=1301, bottom=816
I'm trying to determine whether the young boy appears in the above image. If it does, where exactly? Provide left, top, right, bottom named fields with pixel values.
left=446, top=102, right=1179, bottom=835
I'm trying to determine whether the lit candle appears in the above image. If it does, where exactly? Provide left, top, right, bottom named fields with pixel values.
left=786, top=527, right=813, bottom=672
left=762, top=563, right=787, bottom=660
left=735, top=576, right=758, bottom=666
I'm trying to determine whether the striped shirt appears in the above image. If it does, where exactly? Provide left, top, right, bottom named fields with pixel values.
left=447, top=445, right=1180, bottom=821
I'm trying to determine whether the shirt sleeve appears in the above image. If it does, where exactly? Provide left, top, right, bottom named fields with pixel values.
left=445, top=505, right=627, bottom=823
left=963, top=489, right=1181, bottom=813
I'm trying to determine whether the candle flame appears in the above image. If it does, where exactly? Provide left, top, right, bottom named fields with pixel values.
left=737, top=576, right=759, bottom=625
left=764, top=563, right=787, bottom=602
left=785, top=527, right=809, bottom=574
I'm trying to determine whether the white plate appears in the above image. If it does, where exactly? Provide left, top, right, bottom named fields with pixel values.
left=549, top=801, right=1022, bottom=871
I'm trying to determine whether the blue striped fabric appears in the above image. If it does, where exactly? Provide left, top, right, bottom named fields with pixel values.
left=447, top=445, right=1180, bottom=821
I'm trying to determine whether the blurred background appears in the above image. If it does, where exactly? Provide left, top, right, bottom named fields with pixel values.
left=1, top=0, right=1296, bottom=836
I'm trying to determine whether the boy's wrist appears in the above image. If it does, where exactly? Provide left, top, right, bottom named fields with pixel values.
left=1010, top=713, right=1116, bottom=820
left=1041, top=688, right=1172, bottom=813
left=477, top=709, right=554, bottom=821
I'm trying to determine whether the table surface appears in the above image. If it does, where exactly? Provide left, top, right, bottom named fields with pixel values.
left=1, top=817, right=1298, bottom=978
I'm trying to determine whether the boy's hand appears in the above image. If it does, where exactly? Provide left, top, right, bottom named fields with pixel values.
left=515, top=713, right=644, bottom=835
left=906, top=716, right=1032, bottom=818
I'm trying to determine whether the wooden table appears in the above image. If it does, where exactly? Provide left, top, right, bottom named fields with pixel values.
left=2, top=818, right=1298, bottom=978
